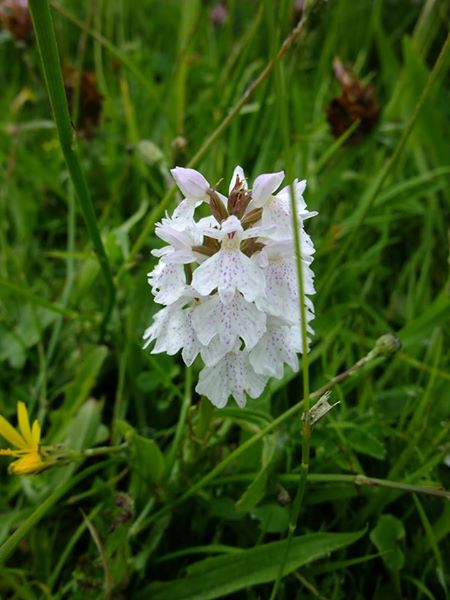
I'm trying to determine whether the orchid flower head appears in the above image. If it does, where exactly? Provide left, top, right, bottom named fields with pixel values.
left=144, top=166, right=317, bottom=408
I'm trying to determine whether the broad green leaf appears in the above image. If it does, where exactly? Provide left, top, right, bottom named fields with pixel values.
left=347, top=429, right=386, bottom=460
left=251, top=504, right=290, bottom=534
left=131, top=434, right=165, bottom=484
left=139, top=530, right=365, bottom=600
left=370, top=514, right=405, bottom=570
left=235, top=469, right=269, bottom=513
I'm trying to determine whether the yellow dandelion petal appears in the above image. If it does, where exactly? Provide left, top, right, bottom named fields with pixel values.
left=17, top=402, right=35, bottom=449
left=9, top=452, right=46, bottom=475
left=31, top=420, right=41, bottom=448
left=0, top=414, right=27, bottom=449
left=0, top=449, right=20, bottom=457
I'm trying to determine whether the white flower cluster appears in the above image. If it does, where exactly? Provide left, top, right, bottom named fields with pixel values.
left=144, top=166, right=317, bottom=408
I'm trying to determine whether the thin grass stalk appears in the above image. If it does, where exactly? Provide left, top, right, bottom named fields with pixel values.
left=269, top=13, right=312, bottom=598
left=28, top=0, right=115, bottom=336
left=210, top=473, right=450, bottom=500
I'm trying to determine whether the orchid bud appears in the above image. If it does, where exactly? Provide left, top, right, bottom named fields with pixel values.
left=170, top=167, right=210, bottom=201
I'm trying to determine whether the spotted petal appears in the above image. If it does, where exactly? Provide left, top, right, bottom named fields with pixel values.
left=196, top=351, right=268, bottom=408
left=192, top=249, right=265, bottom=304
left=147, top=262, right=186, bottom=305
left=192, top=292, right=266, bottom=350
left=255, top=249, right=315, bottom=321
left=249, top=323, right=300, bottom=379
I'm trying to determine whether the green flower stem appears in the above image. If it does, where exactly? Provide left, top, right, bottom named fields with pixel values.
left=28, top=0, right=115, bottom=336
left=69, top=443, right=128, bottom=460
left=132, top=337, right=392, bottom=536
left=270, top=6, right=312, bottom=595
left=0, top=462, right=106, bottom=564
left=209, top=473, right=450, bottom=500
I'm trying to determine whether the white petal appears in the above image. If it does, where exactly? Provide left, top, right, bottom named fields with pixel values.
left=195, top=351, right=268, bottom=408
left=276, top=179, right=307, bottom=212
left=143, top=301, right=202, bottom=366
left=171, top=198, right=198, bottom=224
left=191, top=250, right=265, bottom=304
left=192, top=292, right=266, bottom=350
left=252, top=171, right=285, bottom=208
left=200, top=335, right=229, bottom=366
left=147, top=262, right=186, bottom=305
left=249, top=323, right=299, bottom=379
left=255, top=257, right=315, bottom=321
left=171, top=167, right=210, bottom=200
left=180, top=309, right=202, bottom=367
left=228, top=165, right=247, bottom=194
left=260, top=179, right=317, bottom=241
left=143, top=306, right=185, bottom=356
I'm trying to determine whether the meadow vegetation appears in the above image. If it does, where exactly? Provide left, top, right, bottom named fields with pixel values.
left=0, top=0, right=449, bottom=598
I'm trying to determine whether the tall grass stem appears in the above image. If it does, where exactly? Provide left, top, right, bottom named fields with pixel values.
left=28, top=0, right=116, bottom=336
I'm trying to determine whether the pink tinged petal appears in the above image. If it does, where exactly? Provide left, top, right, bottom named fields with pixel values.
left=201, top=215, right=244, bottom=243
left=152, top=246, right=171, bottom=259
left=228, top=165, right=247, bottom=194
left=220, top=215, right=243, bottom=238
left=192, top=250, right=265, bottom=304
left=148, top=262, right=186, bottom=305
left=171, top=167, right=210, bottom=200
left=192, top=293, right=266, bottom=350
left=252, top=171, right=285, bottom=208
left=249, top=325, right=299, bottom=379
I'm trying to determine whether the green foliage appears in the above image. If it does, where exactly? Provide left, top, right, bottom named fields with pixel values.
left=370, top=514, right=405, bottom=571
left=142, top=530, right=365, bottom=600
left=0, top=0, right=448, bottom=597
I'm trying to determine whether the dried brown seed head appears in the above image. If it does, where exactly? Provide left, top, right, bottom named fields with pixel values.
left=0, top=0, right=32, bottom=42
left=326, top=57, right=379, bottom=145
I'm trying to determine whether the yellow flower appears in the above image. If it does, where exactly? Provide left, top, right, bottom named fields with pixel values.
left=0, top=402, right=46, bottom=475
